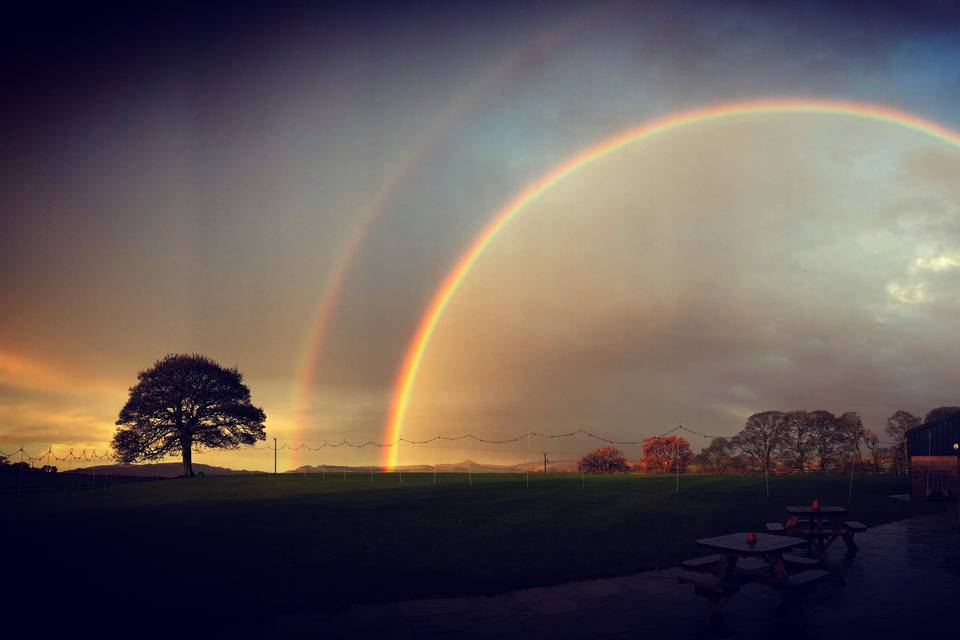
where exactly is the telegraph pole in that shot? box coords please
[274,437,277,476]
[542,452,548,474]
[675,424,681,495]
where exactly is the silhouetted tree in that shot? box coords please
[807,410,838,474]
[923,405,960,425]
[732,411,788,499]
[885,410,919,476]
[778,410,814,474]
[698,437,737,474]
[577,446,630,473]
[113,354,266,477]
[637,435,693,473]
[731,411,788,474]
[835,411,865,470]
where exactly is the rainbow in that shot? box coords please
[291,144,430,467]
[290,2,628,467]
[291,44,538,466]
[383,98,960,468]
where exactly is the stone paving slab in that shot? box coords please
[269,510,960,638]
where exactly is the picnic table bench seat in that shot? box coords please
[787,526,839,537]
[782,553,820,567]
[677,569,745,625]
[675,570,742,594]
[681,554,722,571]
[681,555,765,572]
[773,569,831,624]
[682,554,770,573]
[845,520,867,533]
[681,553,820,574]
[768,518,817,532]
[774,569,830,591]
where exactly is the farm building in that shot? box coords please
[907,412,960,499]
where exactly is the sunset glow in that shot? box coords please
[6,4,960,635]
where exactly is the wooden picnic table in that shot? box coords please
[678,532,828,626]
[784,505,862,556]
[697,532,805,582]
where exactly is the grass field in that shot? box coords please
[3,473,944,630]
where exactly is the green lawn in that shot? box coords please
[3,473,942,625]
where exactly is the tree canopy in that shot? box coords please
[637,435,693,473]
[577,446,630,473]
[923,405,960,425]
[885,410,919,475]
[778,410,814,474]
[731,410,788,472]
[835,411,865,469]
[697,437,740,474]
[113,354,266,477]
[807,410,839,474]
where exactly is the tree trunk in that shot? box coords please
[181,441,195,477]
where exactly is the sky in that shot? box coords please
[2,0,960,471]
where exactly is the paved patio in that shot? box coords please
[270,510,960,638]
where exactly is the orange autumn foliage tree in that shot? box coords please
[577,446,630,473]
[638,435,694,474]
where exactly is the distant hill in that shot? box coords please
[287,459,580,474]
[64,459,583,477]
[67,462,265,478]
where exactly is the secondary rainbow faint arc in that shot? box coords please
[289,1,629,468]
[290,41,549,467]
[383,98,960,468]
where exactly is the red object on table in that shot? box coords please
[811,499,820,511]
[745,532,757,544]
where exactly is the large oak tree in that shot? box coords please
[113,354,266,477]
[732,410,788,473]
[778,410,814,474]
[835,411,865,469]
[807,410,839,474]
[732,410,788,498]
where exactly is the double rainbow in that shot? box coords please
[289,3,627,466]
[382,98,960,468]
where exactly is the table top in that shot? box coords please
[785,505,848,515]
[696,532,806,555]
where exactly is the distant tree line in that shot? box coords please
[575,405,957,475]
[0,455,57,475]
[577,436,695,474]
[701,405,957,476]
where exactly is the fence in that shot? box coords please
[2,423,904,501]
